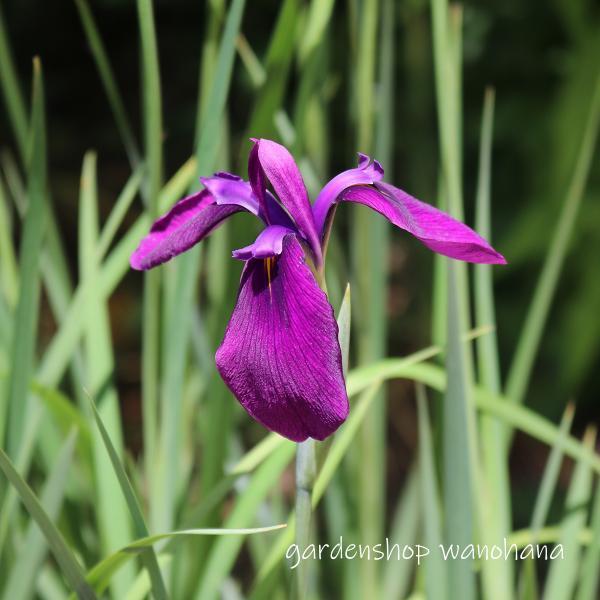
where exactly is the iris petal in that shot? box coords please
[200,171,292,227]
[216,235,348,441]
[250,139,323,265]
[200,172,260,215]
[130,190,242,270]
[313,153,384,236]
[342,183,507,264]
[232,225,295,260]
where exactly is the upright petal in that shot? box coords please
[251,139,323,265]
[313,153,384,236]
[342,183,506,264]
[130,189,242,270]
[216,235,348,441]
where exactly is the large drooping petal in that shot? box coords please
[313,153,384,236]
[232,225,296,260]
[216,235,348,441]
[130,189,242,270]
[250,139,323,266]
[341,183,506,264]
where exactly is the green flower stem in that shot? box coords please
[294,438,317,599]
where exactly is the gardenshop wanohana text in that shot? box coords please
[285,537,564,569]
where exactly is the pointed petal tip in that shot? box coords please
[357,152,370,168]
[129,253,145,271]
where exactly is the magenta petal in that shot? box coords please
[130,190,242,270]
[341,183,506,264]
[252,139,323,265]
[313,153,384,236]
[232,225,295,260]
[200,172,260,215]
[201,170,294,228]
[216,235,348,442]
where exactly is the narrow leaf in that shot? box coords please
[0,445,96,599]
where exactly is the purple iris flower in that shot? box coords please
[131,138,505,442]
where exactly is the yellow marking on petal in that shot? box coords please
[266,257,274,302]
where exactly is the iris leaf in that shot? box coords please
[0,444,95,599]
[5,58,46,456]
[73,0,141,168]
[1,430,77,600]
[506,73,600,410]
[87,394,170,600]
[75,525,286,599]
[79,151,136,596]
[416,383,447,600]
[519,403,575,599]
[544,427,596,600]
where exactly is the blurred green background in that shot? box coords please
[0,0,599,598]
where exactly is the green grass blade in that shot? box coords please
[474,87,502,393]
[32,382,93,460]
[295,437,316,600]
[0,394,45,563]
[245,0,298,139]
[544,427,596,600]
[0,25,80,374]
[430,1,476,595]
[5,58,46,457]
[88,395,169,600]
[530,404,576,533]
[77,525,285,599]
[195,446,295,600]
[519,403,575,599]
[443,264,477,600]
[416,383,448,600]
[506,72,600,408]
[172,2,245,591]
[344,326,491,395]
[74,0,141,167]
[2,430,77,600]
[96,167,144,260]
[36,568,68,600]
[474,86,513,600]
[150,0,245,573]
[195,0,245,175]
[0,175,19,309]
[577,476,600,600]
[235,34,266,88]
[338,284,352,373]
[79,151,136,596]
[352,0,385,596]
[125,556,172,600]
[382,467,420,600]
[0,4,28,159]
[298,0,335,64]
[137,0,162,206]
[194,0,224,124]
[137,0,164,499]
[0,445,96,599]
[36,157,196,390]
[347,358,600,474]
